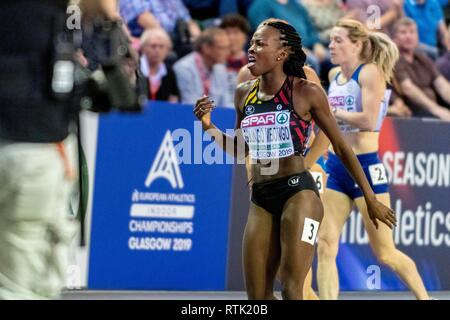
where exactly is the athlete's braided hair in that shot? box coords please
[263,19,307,79]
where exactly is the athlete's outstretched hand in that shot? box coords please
[194,95,215,129]
[366,198,397,229]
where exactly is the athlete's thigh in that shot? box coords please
[319,188,354,243]
[243,203,281,290]
[354,193,396,253]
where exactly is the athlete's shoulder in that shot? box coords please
[359,63,382,77]
[359,63,384,86]
[293,78,326,100]
[328,67,341,83]
[234,78,257,114]
[236,65,255,84]
[236,78,257,97]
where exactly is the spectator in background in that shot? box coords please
[173,27,233,107]
[120,0,201,40]
[404,0,450,59]
[387,95,413,117]
[220,14,251,98]
[120,0,160,37]
[393,18,450,121]
[302,0,350,45]
[147,0,201,41]
[436,51,450,81]
[248,0,327,73]
[302,0,356,83]
[140,29,180,103]
[345,0,403,37]
[387,78,413,117]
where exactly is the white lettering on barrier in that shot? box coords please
[383,151,450,187]
[128,237,192,251]
[128,237,173,251]
[341,200,450,247]
[129,220,194,234]
[130,204,194,219]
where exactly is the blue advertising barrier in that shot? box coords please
[226,117,450,292]
[88,103,450,291]
[88,101,236,290]
[337,117,450,291]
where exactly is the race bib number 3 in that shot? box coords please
[301,217,320,245]
[310,171,324,194]
[241,111,295,160]
[368,163,388,186]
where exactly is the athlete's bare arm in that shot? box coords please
[304,130,329,169]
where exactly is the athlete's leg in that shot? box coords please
[302,162,327,300]
[355,194,429,300]
[316,189,353,300]
[303,268,319,300]
[278,190,323,300]
[242,203,281,300]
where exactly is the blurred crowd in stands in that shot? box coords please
[114,0,450,121]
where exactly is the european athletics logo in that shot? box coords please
[145,130,184,189]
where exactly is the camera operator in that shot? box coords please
[0,0,122,300]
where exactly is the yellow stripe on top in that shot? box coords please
[244,87,257,106]
[244,79,260,106]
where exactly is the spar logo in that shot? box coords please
[241,112,276,128]
[145,130,184,189]
[276,112,288,124]
[329,96,345,107]
[345,95,355,105]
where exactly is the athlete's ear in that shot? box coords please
[277,48,289,61]
[355,39,363,52]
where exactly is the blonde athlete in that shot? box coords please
[315,19,429,300]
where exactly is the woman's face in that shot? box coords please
[225,27,248,56]
[142,35,170,66]
[247,25,286,76]
[329,27,360,65]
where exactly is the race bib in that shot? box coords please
[301,217,320,245]
[241,111,294,160]
[310,171,324,194]
[368,163,388,186]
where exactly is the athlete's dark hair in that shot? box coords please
[262,19,307,79]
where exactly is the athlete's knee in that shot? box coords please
[280,278,303,300]
[374,248,397,267]
[317,233,339,260]
[278,264,306,300]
